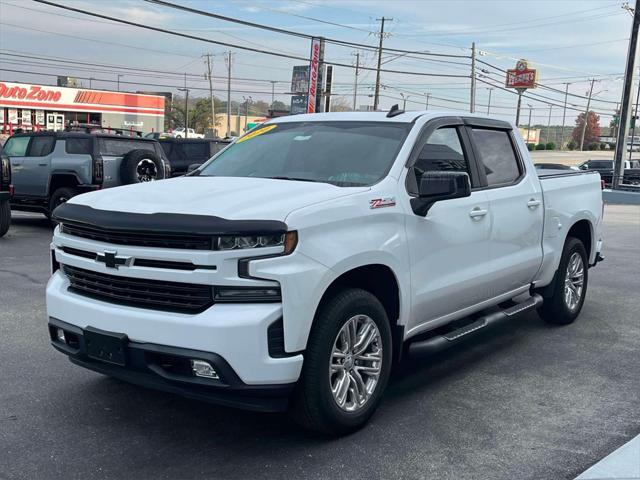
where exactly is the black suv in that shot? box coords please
[4,132,170,219]
[0,143,11,237]
[158,138,231,176]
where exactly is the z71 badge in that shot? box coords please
[369,197,396,209]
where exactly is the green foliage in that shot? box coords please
[535,143,546,150]
[567,141,577,150]
[545,142,556,151]
[599,143,607,150]
[587,142,600,151]
[526,143,536,151]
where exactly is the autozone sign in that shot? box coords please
[505,59,538,89]
[307,38,321,113]
[0,83,62,102]
[0,81,165,116]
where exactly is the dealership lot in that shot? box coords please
[1,205,639,480]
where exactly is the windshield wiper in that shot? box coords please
[265,176,320,183]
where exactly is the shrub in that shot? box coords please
[526,143,536,151]
[587,142,599,151]
[535,143,546,150]
[567,141,576,150]
[599,143,607,150]
[545,142,556,151]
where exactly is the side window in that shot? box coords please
[3,136,30,157]
[471,128,521,186]
[415,127,468,174]
[65,138,93,155]
[28,136,55,156]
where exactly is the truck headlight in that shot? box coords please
[217,231,297,254]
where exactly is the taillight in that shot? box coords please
[601,179,605,190]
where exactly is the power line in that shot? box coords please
[29,1,470,79]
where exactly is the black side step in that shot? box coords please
[408,294,543,358]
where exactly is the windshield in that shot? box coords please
[197,121,411,187]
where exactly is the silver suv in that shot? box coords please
[4,132,169,219]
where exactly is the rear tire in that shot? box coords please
[290,288,392,435]
[0,201,11,237]
[538,237,588,325]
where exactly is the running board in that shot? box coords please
[408,294,543,358]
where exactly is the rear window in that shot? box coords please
[3,136,30,157]
[589,161,613,169]
[65,138,93,155]
[99,138,155,156]
[471,128,521,186]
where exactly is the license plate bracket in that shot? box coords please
[84,327,128,366]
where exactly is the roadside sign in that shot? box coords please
[506,59,538,89]
[307,37,321,113]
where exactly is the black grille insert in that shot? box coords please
[63,265,213,313]
[61,223,213,250]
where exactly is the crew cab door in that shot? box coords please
[404,121,492,332]
[466,123,544,294]
[5,135,54,197]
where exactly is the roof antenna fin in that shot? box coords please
[386,104,404,118]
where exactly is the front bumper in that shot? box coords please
[46,271,303,387]
[49,318,295,412]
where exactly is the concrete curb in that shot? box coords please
[603,190,640,205]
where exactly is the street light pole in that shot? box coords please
[425,93,431,110]
[117,74,123,92]
[560,82,570,150]
[487,88,493,115]
[400,93,409,110]
[547,105,552,146]
[353,52,360,111]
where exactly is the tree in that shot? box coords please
[270,100,288,111]
[329,96,352,112]
[571,111,601,150]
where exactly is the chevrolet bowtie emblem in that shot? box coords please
[95,250,132,269]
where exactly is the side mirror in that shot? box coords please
[411,171,471,216]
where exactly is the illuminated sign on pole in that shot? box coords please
[307,37,321,113]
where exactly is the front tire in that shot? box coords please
[538,237,588,325]
[49,187,78,227]
[0,201,11,237]
[291,288,392,435]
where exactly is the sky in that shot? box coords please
[0,0,634,127]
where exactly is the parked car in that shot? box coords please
[159,137,232,176]
[4,132,169,219]
[578,159,640,185]
[534,163,575,171]
[0,144,11,237]
[170,127,204,139]
[144,132,170,140]
[47,111,604,435]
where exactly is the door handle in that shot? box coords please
[469,207,488,219]
[38,163,48,166]
[527,198,541,208]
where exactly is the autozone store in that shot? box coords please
[0,81,165,134]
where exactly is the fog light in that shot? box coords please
[190,359,219,379]
[56,328,66,343]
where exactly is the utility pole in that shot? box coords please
[579,78,596,151]
[226,51,232,138]
[629,66,640,161]
[515,90,523,126]
[560,82,570,150]
[269,81,277,107]
[178,81,189,138]
[546,105,552,145]
[373,17,391,111]
[486,88,493,115]
[614,2,640,188]
[117,74,123,92]
[203,53,216,138]
[425,93,431,110]
[353,52,360,111]
[470,42,476,113]
[527,104,533,144]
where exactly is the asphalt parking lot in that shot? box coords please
[1,205,639,480]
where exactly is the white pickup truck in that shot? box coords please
[47,110,604,435]
[170,127,204,139]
